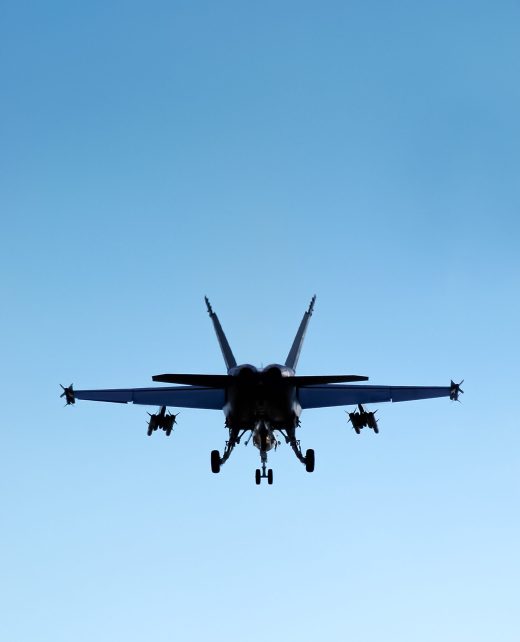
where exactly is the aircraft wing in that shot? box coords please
[72,385,225,410]
[298,383,455,409]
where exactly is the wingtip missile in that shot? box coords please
[60,384,75,405]
[450,380,464,401]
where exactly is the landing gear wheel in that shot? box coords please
[267,469,273,485]
[354,427,361,435]
[255,469,261,485]
[165,428,172,437]
[305,448,315,473]
[373,426,379,434]
[211,450,221,474]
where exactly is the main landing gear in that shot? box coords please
[210,427,243,475]
[305,448,315,473]
[211,449,221,473]
[279,426,315,474]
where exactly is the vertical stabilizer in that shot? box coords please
[285,296,316,371]
[205,297,237,370]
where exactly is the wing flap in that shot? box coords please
[73,386,225,409]
[298,384,452,409]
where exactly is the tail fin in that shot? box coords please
[285,296,316,371]
[205,297,237,370]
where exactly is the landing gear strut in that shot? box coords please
[282,427,315,473]
[305,448,315,473]
[255,450,273,485]
[210,427,244,474]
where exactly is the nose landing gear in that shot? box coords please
[255,451,273,485]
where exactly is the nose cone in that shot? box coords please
[253,430,276,452]
[253,420,277,451]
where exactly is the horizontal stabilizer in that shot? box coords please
[153,373,231,386]
[153,373,368,387]
[292,375,368,385]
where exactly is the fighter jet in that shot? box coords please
[61,297,463,485]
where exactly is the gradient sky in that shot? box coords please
[1,2,519,641]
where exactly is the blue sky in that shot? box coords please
[1,1,519,641]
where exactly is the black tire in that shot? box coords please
[267,469,273,485]
[354,426,361,435]
[373,426,379,434]
[305,448,315,473]
[255,469,261,485]
[211,450,221,474]
[166,428,172,437]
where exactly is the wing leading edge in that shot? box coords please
[73,385,225,410]
[70,381,457,410]
[299,383,456,409]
